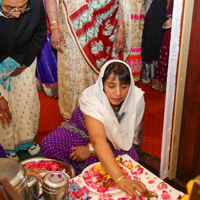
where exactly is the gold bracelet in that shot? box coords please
[50,26,60,30]
[117,25,125,29]
[50,20,58,25]
[0,95,2,99]
[116,175,126,186]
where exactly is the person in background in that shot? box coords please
[36,0,58,99]
[151,0,174,92]
[126,0,145,82]
[140,0,167,83]
[45,0,132,121]
[41,60,146,199]
[0,0,47,161]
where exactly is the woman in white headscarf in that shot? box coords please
[41,59,146,198]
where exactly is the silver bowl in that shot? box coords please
[20,157,76,178]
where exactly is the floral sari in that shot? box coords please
[57,0,131,120]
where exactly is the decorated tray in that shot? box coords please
[81,162,132,194]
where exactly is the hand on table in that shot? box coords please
[25,168,48,179]
[51,28,66,53]
[0,96,12,127]
[117,177,147,199]
[69,146,92,162]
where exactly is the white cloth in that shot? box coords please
[79,59,145,151]
[0,59,40,152]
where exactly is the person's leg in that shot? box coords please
[41,127,90,175]
[0,59,40,159]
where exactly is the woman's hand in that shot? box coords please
[25,168,48,179]
[117,177,147,199]
[0,96,12,127]
[51,28,67,53]
[114,27,125,53]
[69,146,92,162]
[10,65,27,77]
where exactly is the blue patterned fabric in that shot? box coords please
[0,0,2,12]
[0,57,20,91]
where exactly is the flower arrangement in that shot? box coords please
[23,160,71,177]
[82,156,132,193]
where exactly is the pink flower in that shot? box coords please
[89,182,97,189]
[140,14,145,19]
[51,163,59,171]
[97,185,106,193]
[134,14,139,20]
[108,185,117,191]
[82,186,90,195]
[137,168,144,175]
[131,14,134,20]
[75,189,84,198]
[84,177,92,184]
[157,182,168,190]
[148,180,155,184]
[69,179,74,185]
[68,191,78,200]
[161,191,171,199]
[83,171,90,179]
[77,179,82,186]
[96,173,103,180]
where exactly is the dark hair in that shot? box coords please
[102,62,131,85]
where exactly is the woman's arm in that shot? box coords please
[114,3,125,53]
[84,114,147,199]
[45,0,66,52]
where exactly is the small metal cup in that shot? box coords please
[27,175,40,200]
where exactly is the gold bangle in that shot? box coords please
[117,25,125,29]
[50,26,60,30]
[50,20,58,25]
[0,95,2,99]
[116,175,126,186]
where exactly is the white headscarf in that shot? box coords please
[79,59,145,151]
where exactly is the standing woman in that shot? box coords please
[0,0,47,160]
[151,0,174,92]
[45,0,132,120]
[36,0,58,98]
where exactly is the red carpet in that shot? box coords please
[36,82,165,159]
[135,82,165,159]
[35,91,63,143]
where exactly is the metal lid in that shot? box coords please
[0,158,27,189]
[42,171,69,191]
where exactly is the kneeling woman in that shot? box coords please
[41,60,146,198]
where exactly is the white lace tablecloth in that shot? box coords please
[72,154,184,200]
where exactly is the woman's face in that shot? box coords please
[104,72,129,111]
[1,0,28,18]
